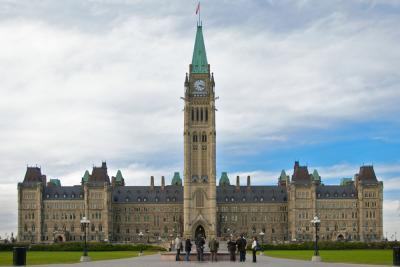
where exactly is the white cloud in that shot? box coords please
[0,1,399,238]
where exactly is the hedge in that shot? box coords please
[0,242,166,252]
[257,241,400,250]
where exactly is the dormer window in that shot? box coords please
[167,197,170,202]
[55,194,59,198]
[254,197,258,202]
[172,197,176,202]
[231,197,235,202]
[326,193,330,197]
[63,194,67,198]
[46,194,50,199]
[342,193,347,197]
[137,197,141,202]
[143,197,147,202]
[225,197,229,202]
[125,197,129,202]
[334,193,338,197]
[72,194,75,198]
[155,197,159,202]
[242,197,246,202]
[260,197,264,202]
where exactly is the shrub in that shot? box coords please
[0,242,166,252]
[258,241,400,251]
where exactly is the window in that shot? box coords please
[91,224,95,232]
[202,134,207,142]
[196,190,204,207]
[205,108,208,121]
[193,134,198,142]
[196,108,199,121]
[191,108,194,121]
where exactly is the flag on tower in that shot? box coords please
[196,2,200,15]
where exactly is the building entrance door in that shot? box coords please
[195,225,206,239]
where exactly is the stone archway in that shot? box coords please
[55,235,64,242]
[337,234,345,241]
[195,225,206,239]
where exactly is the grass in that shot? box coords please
[264,249,393,265]
[0,250,157,266]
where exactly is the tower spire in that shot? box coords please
[191,25,208,73]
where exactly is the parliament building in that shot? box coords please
[17,24,383,244]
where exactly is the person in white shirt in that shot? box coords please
[175,235,183,261]
[251,236,259,263]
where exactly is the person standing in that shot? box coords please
[185,238,192,261]
[174,235,182,261]
[251,236,259,263]
[195,234,205,261]
[237,234,247,262]
[227,236,237,262]
[208,237,219,262]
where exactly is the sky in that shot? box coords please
[0,0,399,240]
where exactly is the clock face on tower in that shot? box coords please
[193,80,206,93]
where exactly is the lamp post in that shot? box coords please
[138,231,144,256]
[310,216,321,262]
[259,231,265,255]
[80,217,91,262]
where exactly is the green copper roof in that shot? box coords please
[115,170,124,181]
[279,170,288,181]
[49,178,61,187]
[191,25,208,73]
[219,172,230,186]
[340,177,353,186]
[82,170,90,183]
[312,169,321,181]
[171,172,182,186]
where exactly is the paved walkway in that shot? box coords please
[16,253,389,267]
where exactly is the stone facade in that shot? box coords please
[17,25,383,244]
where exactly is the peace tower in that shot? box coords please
[183,24,217,239]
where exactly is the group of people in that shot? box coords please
[173,234,260,263]
[228,235,260,262]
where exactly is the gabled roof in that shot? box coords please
[171,172,182,186]
[219,172,230,186]
[357,165,378,184]
[112,185,183,203]
[191,25,208,73]
[292,161,311,185]
[89,162,110,185]
[217,185,287,203]
[48,179,61,187]
[316,185,357,199]
[312,169,321,181]
[43,185,83,200]
[23,167,46,184]
[82,170,90,183]
[115,170,124,182]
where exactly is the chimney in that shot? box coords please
[150,176,154,189]
[161,176,165,190]
[236,176,240,191]
[247,175,251,187]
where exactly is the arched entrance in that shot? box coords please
[195,225,206,239]
[55,235,63,242]
[337,234,344,241]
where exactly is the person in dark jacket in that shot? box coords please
[195,234,205,261]
[185,238,192,261]
[236,234,247,262]
[227,237,237,262]
[208,237,219,262]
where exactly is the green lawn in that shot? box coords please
[264,249,392,265]
[0,251,157,266]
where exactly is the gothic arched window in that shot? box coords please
[196,190,204,207]
[193,134,198,142]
